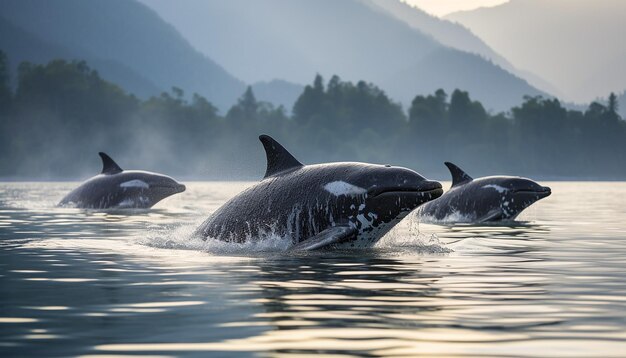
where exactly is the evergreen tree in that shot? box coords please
[448,89,487,134]
[608,92,618,115]
[409,89,447,133]
[226,86,259,128]
[293,74,328,126]
[605,92,621,122]
[0,50,11,112]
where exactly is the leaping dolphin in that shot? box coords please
[58,152,186,209]
[194,135,443,250]
[418,162,551,223]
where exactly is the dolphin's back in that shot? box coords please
[59,175,117,208]
[196,171,341,243]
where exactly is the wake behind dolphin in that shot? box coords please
[418,162,551,223]
[59,152,185,209]
[194,135,443,250]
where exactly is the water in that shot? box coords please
[1,182,626,357]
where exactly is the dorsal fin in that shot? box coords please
[445,161,473,187]
[259,135,303,178]
[99,152,123,175]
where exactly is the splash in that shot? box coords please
[376,214,452,254]
[417,207,474,224]
[141,217,452,256]
[141,207,453,255]
[140,222,293,255]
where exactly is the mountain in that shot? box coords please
[368,0,559,96]
[0,0,245,111]
[140,0,544,111]
[140,0,439,85]
[368,0,507,65]
[0,16,161,98]
[447,0,626,103]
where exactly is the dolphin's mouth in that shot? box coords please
[513,186,551,198]
[368,182,443,198]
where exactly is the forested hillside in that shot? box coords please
[0,0,245,111]
[1,55,624,180]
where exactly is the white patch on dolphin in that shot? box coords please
[323,181,367,196]
[120,180,149,189]
[482,184,508,193]
[356,213,374,230]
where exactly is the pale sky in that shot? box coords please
[402,0,509,17]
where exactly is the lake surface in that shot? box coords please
[1,181,625,357]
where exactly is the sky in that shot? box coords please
[402,0,509,17]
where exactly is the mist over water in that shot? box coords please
[2,181,626,357]
[3,1,625,181]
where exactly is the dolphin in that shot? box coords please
[418,162,551,223]
[194,135,443,250]
[58,152,186,209]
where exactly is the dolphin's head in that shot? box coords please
[363,165,443,223]
[319,163,443,244]
[476,176,551,220]
[114,171,186,208]
[352,164,442,207]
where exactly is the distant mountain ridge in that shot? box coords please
[141,0,545,111]
[368,0,560,96]
[446,0,626,103]
[0,15,161,98]
[0,0,246,111]
[368,0,508,65]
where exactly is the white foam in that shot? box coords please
[141,223,292,256]
[482,184,508,193]
[417,208,474,224]
[376,215,452,254]
[115,196,149,208]
[323,181,367,196]
[120,180,149,189]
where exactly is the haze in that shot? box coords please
[447,0,626,102]
[402,0,509,16]
[0,0,625,180]
[141,0,625,105]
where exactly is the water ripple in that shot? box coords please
[1,182,626,356]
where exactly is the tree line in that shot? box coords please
[0,52,624,180]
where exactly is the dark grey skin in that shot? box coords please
[58,152,186,209]
[194,135,443,250]
[418,162,551,223]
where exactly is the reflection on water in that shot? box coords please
[1,182,626,357]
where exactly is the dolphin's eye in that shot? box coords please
[385,164,391,168]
